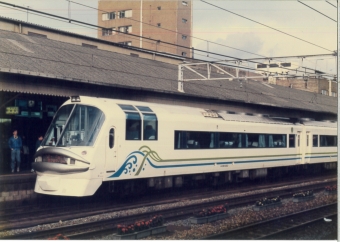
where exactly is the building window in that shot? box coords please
[331,91,336,97]
[182,52,187,57]
[182,18,187,23]
[117,10,132,18]
[157,23,161,27]
[118,41,132,46]
[102,12,116,20]
[102,28,115,36]
[119,10,125,18]
[118,26,132,33]
[109,12,116,20]
[157,6,161,10]
[182,1,188,6]
[321,89,328,95]
[182,35,187,40]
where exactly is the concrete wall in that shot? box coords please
[0,174,36,207]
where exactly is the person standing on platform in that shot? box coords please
[8,130,22,173]
[33,135,43,172]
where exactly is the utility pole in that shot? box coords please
[26,6,29,22]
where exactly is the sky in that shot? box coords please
[0,0,337,76]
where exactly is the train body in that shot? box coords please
[33,96,337,196]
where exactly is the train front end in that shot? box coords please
[33,96,105,196]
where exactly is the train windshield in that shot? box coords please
[42,104,105,147]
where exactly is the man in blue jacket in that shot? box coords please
[8,130,22,173]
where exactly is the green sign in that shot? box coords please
[6,107,19,115]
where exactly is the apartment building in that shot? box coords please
[98,0,192,57]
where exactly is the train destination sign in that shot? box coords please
[6,106,19,115]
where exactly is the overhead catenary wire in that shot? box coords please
[200,0,335,53]
[0,2,335,78]
[68,0,336,74]
[325,1,337,8]
[297,1,337,22]
[68,0,267,59]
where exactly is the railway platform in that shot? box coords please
[0,172,37,208]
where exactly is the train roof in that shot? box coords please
[75,96,336,128]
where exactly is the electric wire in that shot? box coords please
[325,1,337,8]
[69,0,335,74]
[0,3,335,78]
[200,0,335,53]
[297,1,337,22]
[69,0,267,59]
[2,0,334,77]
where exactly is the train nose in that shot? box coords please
[37,176,60,191]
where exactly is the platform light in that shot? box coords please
[71,96,81,102]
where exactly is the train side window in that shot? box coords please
[136,106,153,112]
[143,113,157,140]
[313,135,318,147]
[289,134,295,148]
[297,134,300,147]
[320,135,337,147]
[272,134,286,147]
[125,112,141,140]
[118,104,137,111]
[306,134,309,146]
[174,131,214,149]
[109,128,114,148]
[175,131,187,149]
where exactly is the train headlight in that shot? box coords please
[71,96,81,102]
[36,156,42,162]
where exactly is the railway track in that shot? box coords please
[203,203,337,240]
[1,181,336,240]
[0,174,336,232]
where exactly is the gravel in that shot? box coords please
[141,192,337,240]
[0,177,336,239]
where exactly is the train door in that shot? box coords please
[105,127,117,172]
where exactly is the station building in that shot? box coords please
[0,16,337,173]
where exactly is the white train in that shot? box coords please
[33,96,337,196]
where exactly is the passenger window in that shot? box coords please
[306,134,309,146]
[320,135,337,147]
[143,113,157,140]
[313,135,318,147]
[297,134,300,147]
[289,134,295,147]
[109,128,114,148]
[125,112,141,140]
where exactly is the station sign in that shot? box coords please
[6,106,19,115]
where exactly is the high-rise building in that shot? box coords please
[98,0,192,57]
